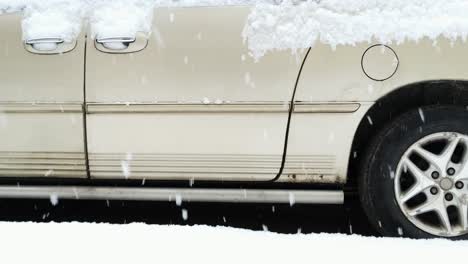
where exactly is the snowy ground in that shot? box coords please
[0,199,466,264]
[1,222,467,264]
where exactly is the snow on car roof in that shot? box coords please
[2,0,468,59]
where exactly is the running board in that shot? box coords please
[0,186,344,204]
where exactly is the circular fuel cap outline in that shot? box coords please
[361,44,400,82]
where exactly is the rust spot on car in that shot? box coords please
[281,174,345,184]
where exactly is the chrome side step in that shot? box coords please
[0,186,344,204]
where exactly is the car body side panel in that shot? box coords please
[87,112,290,181]
[0,14,84,102]
[296,40,468,102]
[289,39,468,184]
[86,6,305,181]
[284,104,371,184]
[0,13,86,178]
[86,7,303,103]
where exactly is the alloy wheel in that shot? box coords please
[395,132,468,237]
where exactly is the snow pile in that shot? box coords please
[88,0,155,39]
[153,0,256,6]
[0,0,257,40]
[0,222,467,264]
[21,0,85,42]
[0,0,155,41]
[244,0,468,58]
[3,0,468,58]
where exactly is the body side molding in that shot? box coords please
[86,102,360,114]
[0,103,82,113]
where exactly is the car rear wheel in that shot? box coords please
[359,105,468,239]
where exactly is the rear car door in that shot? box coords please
[86,4,306,182]
[0,13,86,178]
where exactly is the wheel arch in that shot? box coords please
[346,80,468,191]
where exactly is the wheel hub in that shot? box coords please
[440,178,454,191]
[395,132,468,237]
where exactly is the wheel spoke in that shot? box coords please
[408,193,439,217]
[403,159,434,186]
[413,135,461,173]
[454,148,468,181]
[441,135,461,165]
[437,207,453,234]
[411,194,453,234]
[459,198,468,231]
[400,181,432,203]
[413,145,440,168]
[404,159,429,181]
[455,171,468,182]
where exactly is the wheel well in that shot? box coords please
[346,80,468,192]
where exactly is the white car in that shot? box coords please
[1,4,468,239]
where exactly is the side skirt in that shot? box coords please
[0,186,344,204]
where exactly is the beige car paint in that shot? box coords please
[1,6,468,184]
[0,13,86,178]
[296,39,468,103]
[287,39,468,183]
[85,6,305,181]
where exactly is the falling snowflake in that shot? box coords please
[175,194,183,206]
[366,115,373,126]
[397,227,404,236]
[418,108,425,123]
[121,160,131,179]
[182,209,188,221]
[289,192,295,206]
[49,194,59,206]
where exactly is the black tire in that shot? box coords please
[359,105,468,239]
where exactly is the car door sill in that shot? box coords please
[0,186,344,204]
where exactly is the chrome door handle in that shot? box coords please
[95,32,148,54]
[96,37,135,50]
[24,37,76,54]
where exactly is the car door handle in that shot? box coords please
[24,37,77,54]
[96,37,135,49]
[95,32,148,54]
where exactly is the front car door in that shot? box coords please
[0,12,86,178]
[85,4,306,182]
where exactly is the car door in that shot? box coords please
[85,4,306,182]
[0,13,86,178]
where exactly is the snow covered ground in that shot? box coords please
[0,222,466,264]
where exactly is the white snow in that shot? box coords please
[288,192,295,206]
[418,108,426,123]
[120,160,131,179]
[0,222,466,264]
[367,115,373,126]
[202,97,211,104]
[49,193,59,206]
[3,0,468,59]
[243,0,468,58]
[44,169,53,177]
[88,0,155,40]
[397,227,404,236]
[175,193,183,206]
[21,0,85,42]
[181,209,188,220]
